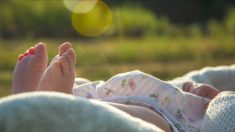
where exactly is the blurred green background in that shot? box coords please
[0,0,235,97]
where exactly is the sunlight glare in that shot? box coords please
[63,0,98,13]
[71,0,112,37]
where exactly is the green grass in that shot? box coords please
[1,35,235,97]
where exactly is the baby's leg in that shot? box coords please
[12,43,48,94]
[109,103,172,132]
[37,44,76,94]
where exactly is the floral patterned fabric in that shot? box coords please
[73,70,209,132]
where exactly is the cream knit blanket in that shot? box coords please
[0,92,163,132]
[169,64,235,91]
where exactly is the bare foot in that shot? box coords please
[37,43,76,94]
[12,43,48,94]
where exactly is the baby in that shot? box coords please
[12,42,220,132]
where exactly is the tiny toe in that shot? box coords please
[59,56,69,75]
[35,42,44,47]
[23,51,29,56]
[18,54,24,61]
[59,42,72,56]
[28,47,35,55]
[63,52,73,68]
[67,48,76,64]
[35,43,47,57]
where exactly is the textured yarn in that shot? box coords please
[202,91,235,132]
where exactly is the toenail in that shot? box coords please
[35,42,44,47]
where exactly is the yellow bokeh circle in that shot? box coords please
[63,0,98,13]
[71,1,112,37]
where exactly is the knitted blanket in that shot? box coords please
[0,92,163,132]
[169,64,235,91]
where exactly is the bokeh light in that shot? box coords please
[71,0,112,37]
[63,0,98,13]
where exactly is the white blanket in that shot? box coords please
[0,92,163,132]
[169,64,235,91]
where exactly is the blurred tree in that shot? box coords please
[105,0,235,24]
[0,0,235,39]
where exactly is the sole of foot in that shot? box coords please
[12,43,48,94]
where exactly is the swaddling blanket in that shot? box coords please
[73,70,209,132]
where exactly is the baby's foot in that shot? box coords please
[12,43,48,94]
[37,44,76,94]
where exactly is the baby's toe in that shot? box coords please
[67,48,76,64]
[18,54,24,61]
[35,43,46,57]
[59,56,69,75]
[59,42,72,56]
